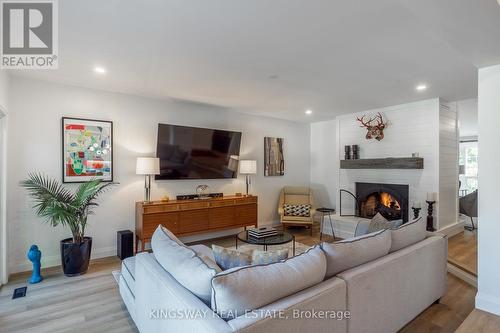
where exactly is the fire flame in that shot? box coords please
[380,192,400,210]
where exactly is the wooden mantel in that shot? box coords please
[340,157,424,170]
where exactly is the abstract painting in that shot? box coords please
[264,137,284,176]
[62,117,113,183]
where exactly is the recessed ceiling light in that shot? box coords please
[416,84,427,91]
[305,109,313,115]
[94,66,107,74]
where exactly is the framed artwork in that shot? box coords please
[62,117,113,183]
[264,137,284,176]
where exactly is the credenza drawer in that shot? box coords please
[143,204,178,214]
[179,201,210,210]
[210,199,236,207]
[236,196,258,204]
[143,212,179,235]
[178,210,210,234]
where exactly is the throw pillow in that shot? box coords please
[367,212,392,233]
[251,249,289,265]
[283,203,311,217]
[211,246,326,320]
[389,217,426,253]
[151,226,221,304]
[212,245,253,270]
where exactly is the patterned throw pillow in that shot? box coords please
[367,212,392,233]
[283,203,311,217]
[212,245,253,270]
[252,249,289,265]
[212,245,290,270]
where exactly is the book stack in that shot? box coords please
[248,226,278,238]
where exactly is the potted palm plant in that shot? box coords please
[21,173,116,276]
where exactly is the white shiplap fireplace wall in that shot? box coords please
[330,98,460,237]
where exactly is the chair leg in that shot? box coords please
[464,216,476,231]
[310,225,313,236]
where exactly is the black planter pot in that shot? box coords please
[60,237,92,277]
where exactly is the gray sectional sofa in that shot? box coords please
[118,217,447,333]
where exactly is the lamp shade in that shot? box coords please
[239,160,257,174]
[136,157,160,175]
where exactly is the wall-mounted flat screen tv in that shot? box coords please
[155,124,242,180]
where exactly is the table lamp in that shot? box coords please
[136,157,160,203]
[239,160,257,196]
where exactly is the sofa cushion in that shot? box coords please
[283,203,311,217]
[389,217,426,253]
[151,226,221,304]
[121,256,136,297]
[211,246,326,320]
[367,213,392,233]
[321,229,392,278]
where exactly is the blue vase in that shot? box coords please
[27,245,43,284]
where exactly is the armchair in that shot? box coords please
[278,186,316,235]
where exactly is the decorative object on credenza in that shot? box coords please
[344,145,351,160]
[411,201,422,219]
[21,173,116,276]
[239,160,257,196]
[27,245,42,284]
[160,195,170,202]
[196,184,210,199]
[351,145,359,159]
[136,157,160,203]
[426,192,437,232]
[412,152,420,158]
[62,117,113,183]
[264,137,284,176]
[356,112,387,141]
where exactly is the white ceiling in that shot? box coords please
[10,0,500,122]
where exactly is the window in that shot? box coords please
[459,141,478,194]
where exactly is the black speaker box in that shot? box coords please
[117,230,134,260]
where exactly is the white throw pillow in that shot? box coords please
[211,246,326,320]
[389,217,426,252]
[151,226,221,304]
[321,228,392,278]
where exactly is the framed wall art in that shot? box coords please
[264,137,284,176]
[62,117,113,183]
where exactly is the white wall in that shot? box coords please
[438,102,459,232]
[7,76,311,273]
[457,98,478,138]
[0,70,9,285]
[476,64,500,316]
[310,120,337,209]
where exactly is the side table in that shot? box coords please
[317,208,336,240]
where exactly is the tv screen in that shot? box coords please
[155,124,242,180]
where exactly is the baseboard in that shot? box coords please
[438,220,465,237]
[447,263,477,287]
[476,292,500,316]
[10,246,116,275]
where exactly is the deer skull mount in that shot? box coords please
[356,112,388,141]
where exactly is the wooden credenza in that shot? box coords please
[135,195,258,252]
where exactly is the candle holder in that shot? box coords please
[411,207,421,219]
[426,201,436,232]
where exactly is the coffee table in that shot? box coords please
[236,230,295,256]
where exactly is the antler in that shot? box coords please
[356,115,375,128]
[375,112,384,126]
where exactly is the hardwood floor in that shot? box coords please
[448,229,477,276]
[456,310,500,333]
[0,223,477,333]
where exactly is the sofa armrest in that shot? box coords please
[227,277,347,333]
[135,253,232,333]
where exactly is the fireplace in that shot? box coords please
[356,182,409,222]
